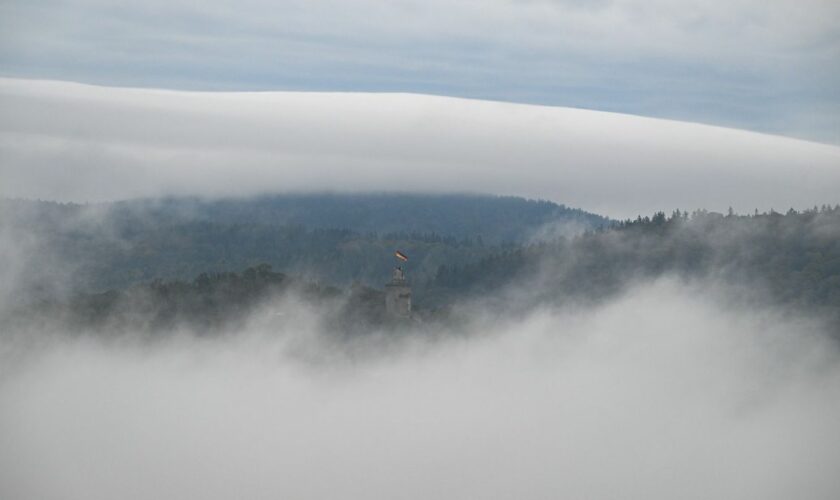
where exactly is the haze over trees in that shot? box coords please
[432,206,840,332]
[0,193,607,299]
[4,195,838,336]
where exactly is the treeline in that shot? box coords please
[4,206,839,335]
[6,264,398,334]
[5,261,463,336]
[0,194,606,297]
[431,206,840,331]
[112,192,609,243]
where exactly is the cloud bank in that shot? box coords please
[2,279,839,499]
[2,78,839,218]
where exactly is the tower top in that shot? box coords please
[390,266,407,284]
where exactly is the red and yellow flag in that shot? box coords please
[395,250,409,262]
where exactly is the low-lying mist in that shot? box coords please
[2,278,839,500]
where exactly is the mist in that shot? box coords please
[3,2,839,496]
[2,278,840,500]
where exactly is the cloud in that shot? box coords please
[0,0,838,142]
[2,279,839,499]
[2,78,839,218]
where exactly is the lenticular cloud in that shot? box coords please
[1,78,839,218]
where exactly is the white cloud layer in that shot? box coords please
[2,280,839,499]
[1,0,838,142]
[2,78,839,218]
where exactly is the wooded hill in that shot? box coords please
[3,202,839,336]
[430,206,840,333]
[0,193,608,300]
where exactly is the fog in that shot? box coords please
[2,78,840,218]
[2,279,840,499]
[2,74,840,498]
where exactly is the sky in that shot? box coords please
[1,0,839,144]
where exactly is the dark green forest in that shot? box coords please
[105,192,608,243]
[431,206,840,331]
[2,195,839,335]
[0,193,607,298]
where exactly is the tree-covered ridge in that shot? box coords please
[5,263,428,335]
[431,206,840,332]
[4,206,839,335]
[6,264,333,333]
[109,193,610,244]
[0,194,606,297]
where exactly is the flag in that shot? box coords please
[395,250,409,262]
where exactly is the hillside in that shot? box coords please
[5,205,839,336]
[0,194,606,302]
[431,206,840,333]
[105,193,606,243]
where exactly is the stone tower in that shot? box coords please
[385,266,412,318]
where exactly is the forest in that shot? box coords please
[3,198,839,336]
[0,193,607,298]
[432,206,840,332]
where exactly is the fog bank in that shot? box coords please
[2,78,839,218]
[2,280,839,500]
